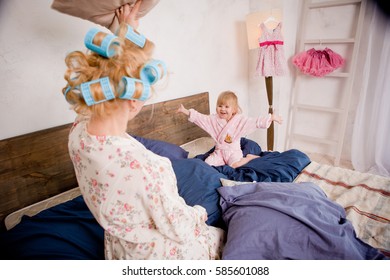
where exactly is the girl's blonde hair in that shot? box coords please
[216,91,242,114]
[63,23,155,117]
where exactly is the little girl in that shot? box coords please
[178,91,283,168]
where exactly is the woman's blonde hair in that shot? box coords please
[63,23,155,117]
[216,91,242,114]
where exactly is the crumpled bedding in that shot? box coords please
[218,182,388,260]
[0,138,311,260]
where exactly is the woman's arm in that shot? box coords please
[115,0,142,29]
[95,146,208,244]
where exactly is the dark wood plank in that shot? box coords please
[0,92,210,231]
[127,92,210,145]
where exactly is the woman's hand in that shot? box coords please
[116,0,142,29]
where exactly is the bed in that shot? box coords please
[0,92,389,260]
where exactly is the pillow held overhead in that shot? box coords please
[51,0,160,32]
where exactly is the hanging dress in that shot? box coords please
[255,22,287,77]
[292,47,345,77]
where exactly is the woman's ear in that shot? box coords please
[127,99,138,111]
[126,99,144,116]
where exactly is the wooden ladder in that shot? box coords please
[286,0,366,166]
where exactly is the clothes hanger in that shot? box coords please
[260,16,280,32]
[318,39,325,50]
[260,11,280,29]
[264,15,278,25]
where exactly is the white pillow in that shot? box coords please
[220,178,256,187]
[51,0,160,32]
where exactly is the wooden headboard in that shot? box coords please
[0,92,210,231]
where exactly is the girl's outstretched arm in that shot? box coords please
[177,104,190,116]
[271,111,283,124]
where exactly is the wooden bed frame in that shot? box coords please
[0,92,210,232]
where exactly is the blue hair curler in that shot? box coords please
[81,77,116,106]
[124,25,146,48]
[119,77,151,101]
[140,60,167,85]
[84,28,120,57]
[64,86,73,104]
[64,86,82,104]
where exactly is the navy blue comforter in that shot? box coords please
[214,149,310,182]
[0,196,104,260]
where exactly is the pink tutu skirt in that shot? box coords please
[293,48,345,77]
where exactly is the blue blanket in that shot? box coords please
[214,149,310,182]
[171,149,310,227]
[0,196,104,260]
[219,182,388,260]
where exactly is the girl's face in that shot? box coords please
[217,102,235,121]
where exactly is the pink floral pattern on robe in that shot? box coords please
[68,118,225,259]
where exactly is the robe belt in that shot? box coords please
[259,40,284,48]
[215,142,241,151]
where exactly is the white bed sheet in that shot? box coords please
[294,161,390,254]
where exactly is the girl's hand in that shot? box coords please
[116,0,142,29]
[177,104,189,116]
[272,112,283,124]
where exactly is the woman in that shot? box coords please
[63,1,224,260]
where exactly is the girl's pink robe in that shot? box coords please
[188,109,272,166]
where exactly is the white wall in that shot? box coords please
[0,0,97,139]
[0,0,249,140]
[0,0,362,163]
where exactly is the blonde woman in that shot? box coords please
[64,2,224,260]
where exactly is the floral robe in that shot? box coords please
[68,117,225,259]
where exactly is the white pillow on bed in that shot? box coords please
[220,178,254,187]
[51,0,160,32]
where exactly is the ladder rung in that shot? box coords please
[296,71,349,78]
[296,104,343,113]
[292,133,339,146]
[308,0,362,9]
[327,72,350,78]
[304,38,355,44]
